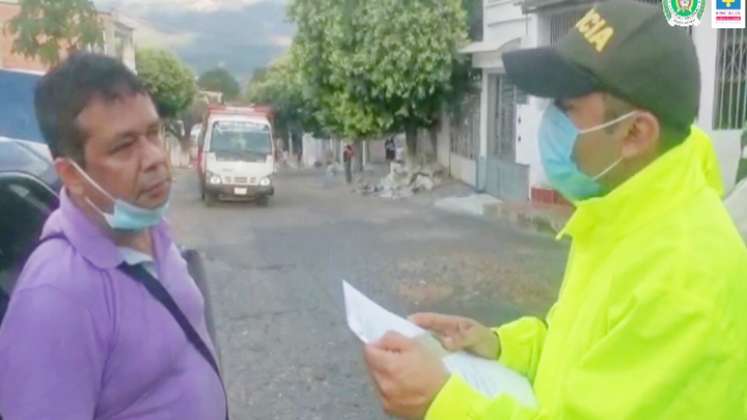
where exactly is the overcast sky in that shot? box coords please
[94,0,293,80]
[96,0,283,14]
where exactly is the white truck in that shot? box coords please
[197,106,276,206]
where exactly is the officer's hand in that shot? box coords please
[363,331,448,419]
[409,312,499,360]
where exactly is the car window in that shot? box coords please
[0,142,49,178]
[210,121,272,155]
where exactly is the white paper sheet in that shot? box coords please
[343,281,537,407]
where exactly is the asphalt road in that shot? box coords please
[168,167,568,420]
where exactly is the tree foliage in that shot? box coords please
[8,0,104,67]
[198,68,241,102]
[135,49,197,120]
[288,0,468,153]
[246,54,324,141]
[180,98,208,143]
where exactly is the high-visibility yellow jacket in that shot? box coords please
[427,128,747,420]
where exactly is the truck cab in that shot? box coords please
[197,106,276,205]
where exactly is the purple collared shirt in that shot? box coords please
[0,191,226,419]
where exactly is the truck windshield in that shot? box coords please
[210,120,272,157]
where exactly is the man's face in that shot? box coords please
[72,93,170,211]
[558,93,627,188]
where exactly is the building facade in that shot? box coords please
[446,0,744,202]
[0,0,136,73]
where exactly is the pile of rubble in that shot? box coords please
[356,161,446,199]
[326,162,343,176]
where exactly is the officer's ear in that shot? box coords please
[621,112,660,161]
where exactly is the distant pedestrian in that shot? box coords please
[385,137,396,162]
[343,144,354,184]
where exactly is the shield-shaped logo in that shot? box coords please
[663,0,706,26]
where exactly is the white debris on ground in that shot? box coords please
[355,161,446,199]
[434,194,501,217]
[326,162,343,176]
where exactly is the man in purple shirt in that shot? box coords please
[0,53,227,419]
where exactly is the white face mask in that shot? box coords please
[69,160,170,231]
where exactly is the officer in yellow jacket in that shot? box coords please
[363,2,747,419]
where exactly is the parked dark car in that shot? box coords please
[0,170,58,320]
[0,137,60,192]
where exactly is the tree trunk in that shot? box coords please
[181,120,196,151]
[353,142,364,173]
[405,124,418,162]
[429,123,439,158]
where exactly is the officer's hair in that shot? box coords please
[34,52,150,166]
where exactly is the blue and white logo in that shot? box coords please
[714,0,746,28]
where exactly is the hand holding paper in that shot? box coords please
[343,281,537,408]
[409,312,501,360]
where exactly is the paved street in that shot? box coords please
[168,167,568,420]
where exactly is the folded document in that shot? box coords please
[343,281,537,408]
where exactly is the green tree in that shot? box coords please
[288,0,468,157]
[246,54,324,144]
[8,0,104,67]
[135,49,197,142]
[174,97,208,150]
[198,68,241,102]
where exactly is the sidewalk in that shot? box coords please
[484,200,573,236]
[434,193,574,236]
[321,164,575,236]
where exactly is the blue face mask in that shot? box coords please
[70,160,170,231]
[538,104,637,202]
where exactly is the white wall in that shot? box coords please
[368,140,387,164]
[302,134,347,167]
[708,130,742,193]
[436,115,451,170]
[516,98,549,188]
[513,13,546,189]
[450,154,477,186]
[477,0,539,194]
[484,0,526,37]
[432,112,479,187]
[691,3,742,193]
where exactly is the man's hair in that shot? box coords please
[34,53,149,165]
[603,94,689,151]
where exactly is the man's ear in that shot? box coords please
[54,158,85,195]
[621,112,660,160]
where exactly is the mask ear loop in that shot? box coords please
[578,110,640,135]
[591,157,623,182]
[68,159,117,203]
[68,159,118,217]
[586,111,639,182]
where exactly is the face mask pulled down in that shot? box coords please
[70,160,170,231]
[538,104,637,202]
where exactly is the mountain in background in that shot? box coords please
[98,0,294,82]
